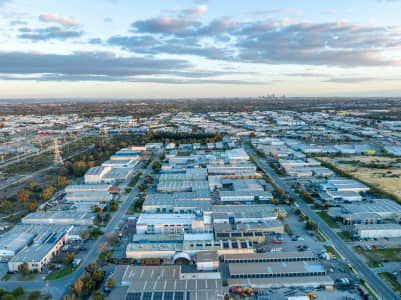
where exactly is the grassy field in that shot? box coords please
[353,247,401,265]
[370,248,401,262]
[337,230,352,242]
[352,246,381,268]
[316,211,338,228]
[45,265,75,281]
[378,272,401,297]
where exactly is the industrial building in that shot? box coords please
[135,214,212,235]
[121,265,225,300]
[223,251,316,263]
[21,211,94,225]
[354,223,401,238]
[7,225,75,272]
[65,191,113,203]
[214,220,284,243]
[212,205,286,223]
[65,184,112,193]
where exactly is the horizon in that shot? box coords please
[1,0,401,98]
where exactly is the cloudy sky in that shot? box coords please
[1,0,401,99]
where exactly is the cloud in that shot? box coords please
[39,13,80,26]
[18,26,83,40]
[111,17,401,67]
[181,5,208,17]
[9,20,27,26]
[0,51,190,77]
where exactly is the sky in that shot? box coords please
[1,0,401,99]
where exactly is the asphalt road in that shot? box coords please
[244,144,400,300]
[0,151,159,299]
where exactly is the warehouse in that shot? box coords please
[84,166,111,184]
[135,214,212,235]
[121,265,225,300]
[228,260,326,278]
[0,232,35,258]
[207,164,257,176]
[65,191,113,203]
[214,220,284,243]
[157,180,209,192]
[321,179,369,193]
[219,190,273,203]
[8,225,72,272]
[341,199,401,222]
[101,167,133,184]
[22,211,94,225]
[109,148,141,161]
[213,205,286,223]
[102,159,139,168]
[324,190,363,203]
[142,194,212,214]
[354,223,401,238]
[65,184,112,193]
[223,251,316,263]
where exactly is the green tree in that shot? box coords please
[41,186,56,201]
[65,253,75,265]
[28,291,41,300]
[1,295,15,300]
[72,161,88,177]
[57,176,69,187]
[80,230,89,240]
[27,202,38,213]
[106,277,116,288]
[12,287,24,297]
[83,279,96,292]
[93,269,104,282]
[16,190,31,202]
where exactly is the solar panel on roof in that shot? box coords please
[241,242,248,248]
[125,293,141,300]
[165,292,174,300]
[153,292,163,300]
[143,292,152,300]
[223,242,229,249]
[232,242,238,249]
[174,292,184,300]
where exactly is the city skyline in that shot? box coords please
[1,0,401,98]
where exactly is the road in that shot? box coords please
[0,150,160,299]
[244,143,400,300]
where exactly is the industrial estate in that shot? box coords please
[0,103,401,300]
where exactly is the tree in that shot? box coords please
[83,279,96,292]
[80,230,89,240]
[85,263,96,274]
[72,161,88,177]
[93,269,104,282]
[0,200,11,211]
[65,253,75,265]
[57,176,69,187]
[271,198,279,205]
[1,295,15,300]
[12,287,24,297]
[41,186,56,201]
[18,262,29,276]
[29,182,41,192]
[16,190,30,202]
[28,291,41,300]
[61,295,71,300]
[152,161,161,172]
[70,278,83,298]
[284,224,292,233]
[92,291,105,300]
[106,277,116,288]
[27,202,38,212]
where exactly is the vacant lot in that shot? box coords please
[319,156,401,200]
[353,246,401,267]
